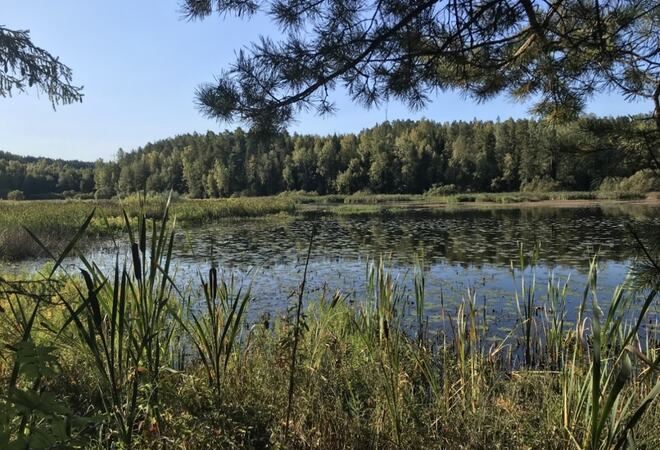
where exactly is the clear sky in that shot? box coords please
[0,0,652,162]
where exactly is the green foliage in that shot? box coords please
[0,151,94,199]
[1,201,659,448]
[6,190,24,201]
[424,183,457,196]
[174,269,251,395]
[183,0,660,132]
[23,195,180,447]
[0,273,92,448]
[599,169,660,193]
[93,186,114,199]
[0,26,82,106]
[2,116,657,199]
[104,117,655,197]
[520,177,563,192]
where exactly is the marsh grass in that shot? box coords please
[344,193,416,204]
[0,197,658,448]
[33,194,180,446]
[174,267,252,396]
[0,196,296,260]
[0,191,650,260]
[339,191,645,204]
[426,191,645,203]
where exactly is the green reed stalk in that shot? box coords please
[414,254,426,343]
[33,194,178,447]
[284,226,315,442]
[174,270,251,395]
[561,254,660,449]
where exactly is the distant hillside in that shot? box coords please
[0,150,95,199]
[95,115,658,198]
[2,115,658,199]
[0,151,94,169]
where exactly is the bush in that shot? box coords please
[452,194,477,202]
[599,169,660,193]
[520,177,562,192]
[424,183,458,196]
[75,192,96,200]
[94,187,115,199]
[61,190,78,199]
[6,190,25,201]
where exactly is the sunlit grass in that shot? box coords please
[0,195,296,259]
[0,190,651,260]
[0,199,658,448]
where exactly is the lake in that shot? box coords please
[5,203,660,328]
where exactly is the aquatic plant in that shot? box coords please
[0,195,657,448]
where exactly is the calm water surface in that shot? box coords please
[7,204,660,327]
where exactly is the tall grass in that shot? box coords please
[0,196,658,448]
[561,261,660,449]
[284,227,315,442]
[59,196,177,446]
[174,268,251,396]
[0,196,296,260]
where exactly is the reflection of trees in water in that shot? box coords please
[179,206,659,271]
[326,206,659,268]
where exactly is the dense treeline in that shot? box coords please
[0,151,94,198]
[2,116,658,199]
[99,116,656,198]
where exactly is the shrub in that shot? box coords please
[94,187,115,199]
[444,193,477,202]
[424,183,458,196]
[61,190,78,199]
[520,177,562,192]
[627,172,649,192]
[6,190,25,201]
[599,169,660,193]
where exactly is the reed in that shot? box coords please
[0,197,657,448]
[173,268,251,396]
[0,196,296,260]
[24,194,178,446]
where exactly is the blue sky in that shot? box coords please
[0,0,652,162]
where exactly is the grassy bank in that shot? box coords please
[0,204,658,449]
[0,195,296,260]
[320,190,648,205]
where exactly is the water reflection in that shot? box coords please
[6,205,660,324]
[163,205,659,324]
[180,206,659,271]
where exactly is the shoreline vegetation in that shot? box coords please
[0,200,658,449]
[0,191,658,260]
[3,1,659,446]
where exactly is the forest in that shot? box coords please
[0,151,94,199]
[1,115,658,200]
